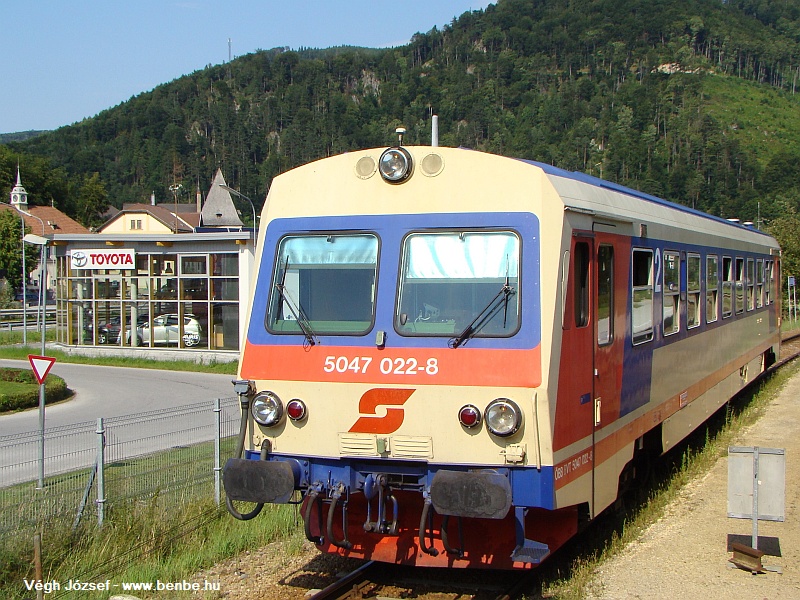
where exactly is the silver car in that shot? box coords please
[123,314,202,347]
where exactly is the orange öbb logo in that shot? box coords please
[348,388,415,434]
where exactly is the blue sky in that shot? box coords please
[2,1,492,134]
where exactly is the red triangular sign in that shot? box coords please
[28,355,57,384]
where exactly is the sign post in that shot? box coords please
[28,354,56,489]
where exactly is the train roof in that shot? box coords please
[519,157,776,244]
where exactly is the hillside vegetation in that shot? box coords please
[4,0,800,245]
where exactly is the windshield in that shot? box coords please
[395,231,520,338]
[266,233,379,335]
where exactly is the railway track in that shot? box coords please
[295,332,800,600]
[306,560,538,600]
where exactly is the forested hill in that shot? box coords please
[5,0,800,240]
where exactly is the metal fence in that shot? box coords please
[0,397,241,534]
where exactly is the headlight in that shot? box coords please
[484,398,522,437]
[379,147,413,183]
[251,391,284,426]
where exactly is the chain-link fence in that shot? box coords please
[0,397,241,535]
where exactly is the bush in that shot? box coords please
[0,368,71,412]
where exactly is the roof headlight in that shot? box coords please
[485,398,522,437]
[251,391,284,427]
[379,147,413,183]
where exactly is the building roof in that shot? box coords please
[201,169,244,227]
[97,203,196,233]
[0,203,90,235]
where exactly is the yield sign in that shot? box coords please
[28,355,57,384]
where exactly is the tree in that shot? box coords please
[76,173,109,228]
[0,210,39,291]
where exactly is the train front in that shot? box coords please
[224,143,570,568]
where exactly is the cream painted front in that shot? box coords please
[241,147,572,471]
[248,381,551,467]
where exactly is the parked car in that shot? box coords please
[15,289,54,305]
[89,314,148,344]
[123,314,202,347]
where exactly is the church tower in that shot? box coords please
[10,167,28,210]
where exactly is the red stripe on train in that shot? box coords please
[240,342,541,387]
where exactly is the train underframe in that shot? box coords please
[224,453,579,569]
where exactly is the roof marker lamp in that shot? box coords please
[379,147,413,183]
[251,391,284,427]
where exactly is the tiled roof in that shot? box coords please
[0,204,90,235]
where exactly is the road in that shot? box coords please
[0,359,241,486]
[0,359,237,435]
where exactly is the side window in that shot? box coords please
[687,253,701,329]
[735,258,745,314]
[597,245,614,346]
[632,248,653,345]
[574,242,590,328]
[663,251,680,336]
[706,255,719,323]
[747,258,755,311]
[722,256,733,318]
[765,260,773,305]
[756,259,764,309]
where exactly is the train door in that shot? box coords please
[556,233,623,515]
[592,232,625,513]
[554,236,596,511]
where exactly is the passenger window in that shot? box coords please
[756,260,764,308]
[632,249,653,344]
[663,251,680,336]
[687,254,701,329]
[735,258,745,314]
[574,242,590,328]
[706,256,719,323]
[722,257,733,318]
[746,259,755,311]
[597,245,613,345]
[765,260,773,305]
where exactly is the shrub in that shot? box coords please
[0,368,71,412]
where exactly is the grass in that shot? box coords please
[0,331,237,376]
[536,360,800,600]
[3,501,304,600]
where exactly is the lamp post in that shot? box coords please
[169,183,183,233]
[21,211,47,333]
[218,184,257,247]
[24,232,50,489]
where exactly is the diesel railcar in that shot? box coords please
[223,140,780,569]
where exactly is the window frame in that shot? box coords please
[687,253,701,329]
[395,229,522,340]
[631,248,654,345]
[662,250,681,337]
[706,255,719,324]
[266,231,381,337]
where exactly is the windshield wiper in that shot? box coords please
[449,279,515,349]
[274,257,318,346]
